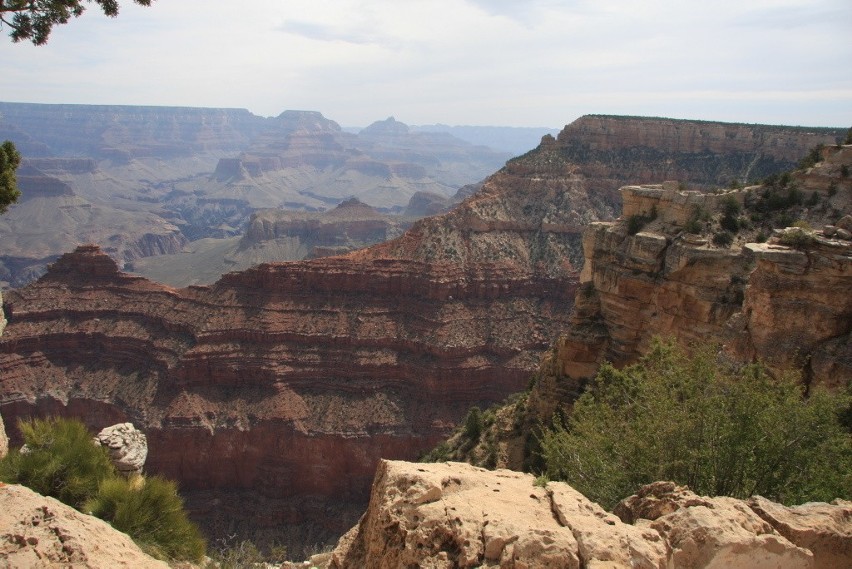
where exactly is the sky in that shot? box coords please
[1,0,850,129]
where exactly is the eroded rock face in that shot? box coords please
[93,423,148,477]
[0,483,169,568]
[329,460,668,569]
[557,146,852,390]
[331,462,852,569]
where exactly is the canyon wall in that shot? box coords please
[0,116,847,551]
[558,145,852,391]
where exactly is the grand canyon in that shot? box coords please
[1,107,848,555]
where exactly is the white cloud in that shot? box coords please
[0,0,849,127]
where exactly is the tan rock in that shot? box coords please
[329,460,669,569]
[748,496,852,569]
[616,482,813,569]
[547,484,668,568]
[0,483,169,568]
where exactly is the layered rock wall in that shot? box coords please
[557,146,852,389]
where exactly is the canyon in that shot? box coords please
[0,104,511,288]
[0,115,847,552]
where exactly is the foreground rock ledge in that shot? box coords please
[329,460,852,569]
[0,483,168,568]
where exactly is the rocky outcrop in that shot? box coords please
[558,115,844,193]
[242,197,411,256]
[330,461,851,569]
[330,460,668,569]
[0,483,169,568]
[93,423,147,477]
[556,145,852,390]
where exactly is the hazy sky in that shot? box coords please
[1,0,850,128]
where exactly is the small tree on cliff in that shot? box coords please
[0,140,21,214]
[539,339,852,509]
[0,0,153,45]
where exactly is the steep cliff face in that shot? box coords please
[557,115,844,195]
[1,117,848,552]
[558,145,852,391]
[0,102,263,159]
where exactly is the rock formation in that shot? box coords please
[329,461,851,569]
[557,144,852,390]
[0,483,169,568]
[0,104,511,286]
[0,116,847,552]
[93,423,148,478]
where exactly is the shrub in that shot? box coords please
[806,192,820,207]
[798,144,824,170]
[86,476,206,562]
[712,231,734,248]
[755,231,768,243]
[841,165,849,179]
[778,228,817,249]
[539,340,852,509]
[0,417,115,509]
[464,406,484,441]
[719,213,739,233]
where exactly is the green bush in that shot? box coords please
[86,476,206,562]
[464,406,484,441]
[778,228,818,249]
[0,417,205,562]
[539,340,852,509]
[0,417,115,509]
[712,231,734,248]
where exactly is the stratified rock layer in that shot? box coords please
[557,146,852,390]
[330,461,852,569]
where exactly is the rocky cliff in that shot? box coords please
[0,116,847,552]
[558,144,852,390]
[557,115,844,195]
[432,145,851,473]
[329,460,852,569]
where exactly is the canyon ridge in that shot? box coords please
[0,114,847,552]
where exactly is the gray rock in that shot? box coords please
[837,214,852,232]
[93,423,148,477]
[836,228,852,240]
[824,225,837,237]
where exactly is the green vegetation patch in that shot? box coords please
[0,417,205,562]
[538,340,852,509]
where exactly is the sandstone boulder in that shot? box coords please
[93,423,147,477]
[748,496,852,569]
[331,465,852,569]
[329,460,668,569]
[616,482,813,569]
[0,483,168,568]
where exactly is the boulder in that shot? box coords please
[93,423,147,477]
[0,483,168,568]
[748,496,852,569]
[329,460,668,569]
[616,482,813,569]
